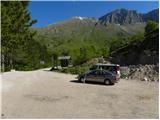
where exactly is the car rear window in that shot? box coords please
[99,66,115,71]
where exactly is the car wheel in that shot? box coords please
[104,79,111,85]
[79,77,85,83]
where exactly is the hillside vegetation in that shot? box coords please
[32,9,158,68]
[110,21,159,65]
[56,21,158,74]
[33,17,146,66]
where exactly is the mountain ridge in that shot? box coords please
[33,8,158,28]
[99,8,158,25]
[33,8,159,51]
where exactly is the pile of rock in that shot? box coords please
[127,64,159,81]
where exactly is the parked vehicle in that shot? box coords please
[89,63,120,79]
[77,69,119,85]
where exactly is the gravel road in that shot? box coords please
[1,68,159,118]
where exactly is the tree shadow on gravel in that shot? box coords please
[70,80,113,86]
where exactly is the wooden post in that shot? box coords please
[84,73,86,84]
[1,54,5,72]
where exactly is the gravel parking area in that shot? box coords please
[1,68,159,118]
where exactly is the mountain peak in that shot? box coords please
[73,16,86,20]
[99,8,158,25]
[99,8,142,25]
[72,16,97,21]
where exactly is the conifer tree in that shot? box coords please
[1,1,37,71]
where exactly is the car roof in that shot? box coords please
[93,63,119,66]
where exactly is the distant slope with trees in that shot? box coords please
[32,9,158,67]
[32,17,146,66]
[110,21,159,65]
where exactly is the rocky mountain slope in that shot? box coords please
[33,9,149,51]
[99,8,158,25]
[33,9,158,44]
[142,9,159,23]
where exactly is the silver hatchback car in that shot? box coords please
[77,69,119,85]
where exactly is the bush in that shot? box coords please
[120,72,128,79]
[57,64,90,75]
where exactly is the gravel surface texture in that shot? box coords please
[1,68,159,118]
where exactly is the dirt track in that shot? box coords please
[1,68,159,118]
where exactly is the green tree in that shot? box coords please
[52,52,59,67]
[1,1,37,71]
[145,20,158,35]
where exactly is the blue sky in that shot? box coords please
[28,1,159,27]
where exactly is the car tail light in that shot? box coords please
[115,66,120,74]
[116,66,120,71]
